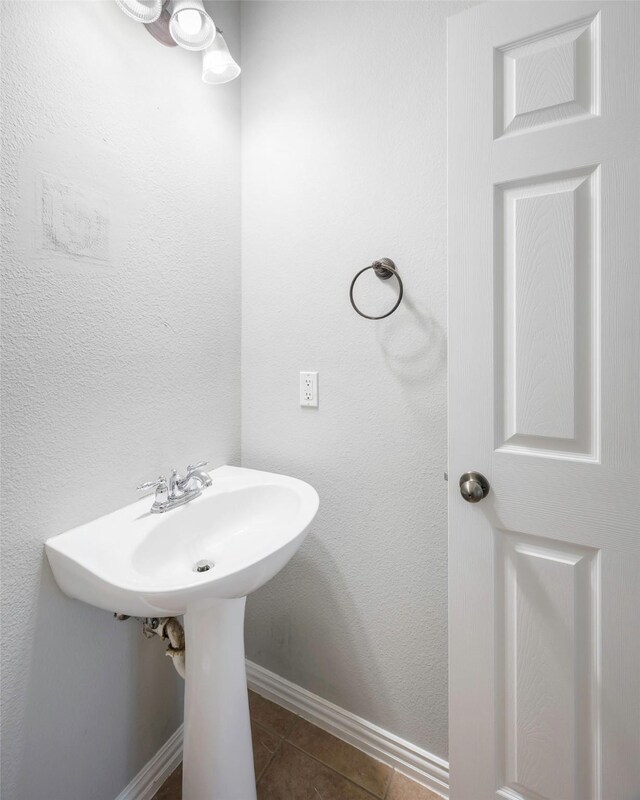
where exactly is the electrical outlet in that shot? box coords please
[299,371,318,407]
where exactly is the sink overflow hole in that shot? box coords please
[194,559,215,573]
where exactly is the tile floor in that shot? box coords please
[151,691,442,800]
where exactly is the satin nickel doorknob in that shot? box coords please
[459,472,490,503]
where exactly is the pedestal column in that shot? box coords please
[182,597,256,800]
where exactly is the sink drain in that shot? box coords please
[194,559,215,573]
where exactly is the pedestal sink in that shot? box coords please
[45,465,319,800]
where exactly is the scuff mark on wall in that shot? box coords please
[39,172,110,263]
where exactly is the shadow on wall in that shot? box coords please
[247,531,393,723]
[376,294,446,393]
[13,559,182,799]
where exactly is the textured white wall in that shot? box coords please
[241,1,472,761]
[0,2,240,798]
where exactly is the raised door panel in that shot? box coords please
[495,167,598,459]
[495,14,600,137]
[496,532,599,800]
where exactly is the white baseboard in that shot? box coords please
[114,724,183,800]
[115,663,450,800]
[245,660,450,799]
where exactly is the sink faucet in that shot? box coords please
[181,461,213,492]
[137,461,211,513]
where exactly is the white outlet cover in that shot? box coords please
[299,371,318,408]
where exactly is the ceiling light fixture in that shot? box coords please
[115,0,162,24]
[168,0,216,51]
[201,29,241,84]
[114,1,237,86]
[143,3,177,47]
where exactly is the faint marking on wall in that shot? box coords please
[38,172,110,263]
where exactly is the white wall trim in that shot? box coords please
[114,663,450,800]
[114,725,183,800]
[246,660,450,799]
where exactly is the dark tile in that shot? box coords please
[385,772,443,800]
[258,741,377,800]
[287,717,392,798]
[252,721,282,780]
[249,690,298,738]
[151,764,182,800]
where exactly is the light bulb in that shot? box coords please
[201,32,241,84]
[168,0,215,51]
[176,9,202,36]
[115,0,162,24]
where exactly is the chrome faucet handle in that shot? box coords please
[137,476,168,493]
[137,476,170,510]
[186,461,208,473]
[184,461,212,488]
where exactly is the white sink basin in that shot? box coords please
[45,465,319,800]
[46,465,319,617]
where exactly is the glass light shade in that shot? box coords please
[115,0,162,23]
[201,34,241,84]
[168,0,216,51]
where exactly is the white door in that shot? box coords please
[448,3,640,800]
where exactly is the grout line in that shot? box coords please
[252,720,282,783]
[251,698,437,800]
[255,734,286,789]
[284,713,302,743]
[382,769,395,800]
[283,713,300,741]
[256,735,282,784]
[282,739,382,800]
[250,699,299,787]
[284,715,391,800]
[252,695,395,800]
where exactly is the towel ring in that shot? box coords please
[349,258,403,320]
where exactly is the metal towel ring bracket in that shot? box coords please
[349,258,404,320]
